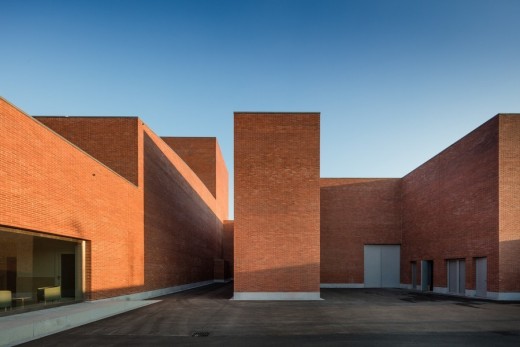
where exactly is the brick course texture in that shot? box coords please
[0,97,226,300]
[234,113,320,295]
[1,99,144,299]
[498,115,520,292]
[320,178,402,284]
[36,117,139,185]
[143,128,223,289]
[401,117,500,292]
[162,137,229,220]
[2,96,518,300]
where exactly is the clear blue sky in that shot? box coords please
[2,0,520,218]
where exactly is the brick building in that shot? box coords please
[317,115,519,300]
[1,96,519,311]
[234,113,320,300]
[0,97,231,308]
[235,112,519,301]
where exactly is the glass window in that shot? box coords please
[0,227,84,315]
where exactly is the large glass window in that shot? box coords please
[0,227,84,315]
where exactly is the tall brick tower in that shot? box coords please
[234,113,321,300]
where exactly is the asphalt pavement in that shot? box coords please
[19,283,520,346]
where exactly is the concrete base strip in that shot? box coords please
[96,280,215,302]
[487,291,520,301]
[399,283,520,301]
[0,300,158,347]
[233,292,322,300]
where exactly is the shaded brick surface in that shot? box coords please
[320,178,402,284]
[36,117,139,185]
[234,113,320,293]
[498,115,520,292]
[401,117,500,292]
[223,220,234,279]
[143,128,223,289]
[163,137,229,220]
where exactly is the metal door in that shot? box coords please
[475,257,487,297]
[411,262,417,289]
[421,260,433,291]
[448,259,465,294]
[364,245,400,288]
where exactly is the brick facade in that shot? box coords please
[163,137,229,220]
[1,99,144,300]
[320,178,401,285]
[498,115,520,293]
[401,117,500,293]
[1,97,226,300]
[320,115,519,299]
[1,96,518,302]
[234,113,320,299]
[142,128,223,290]
[36,117,140,185]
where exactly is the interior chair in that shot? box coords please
[0,290,12,311]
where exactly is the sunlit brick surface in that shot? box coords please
[1,98,226,300]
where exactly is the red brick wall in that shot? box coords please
[162,137,216,193]
[144,128,223,289]
[0,98,144,300]
[498,115,520,292]
[163,137,228,220]
[401,117,499,292]
[1,97,227,300]
[223,220,234,279]
[36,117,139,185]
[320,178,402,284]
[234,113,320,293]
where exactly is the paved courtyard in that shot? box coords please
[20,283,520,346]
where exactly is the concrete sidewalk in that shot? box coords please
[0,299,159,346]
[6,283,520,346]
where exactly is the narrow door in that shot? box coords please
[458,260,466,294]
[61,254,76,298]
[448,259,465,294]
[364,245,381,287]
[411,262,417,289]
[475,257,487,297]
[381,246,400,287]
[421,260,433,291]
[448,260,457,293]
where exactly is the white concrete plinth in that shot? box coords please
[233,292,322,300]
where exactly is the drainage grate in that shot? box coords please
[192,331,210,337]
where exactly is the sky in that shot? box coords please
[2,0,520,218]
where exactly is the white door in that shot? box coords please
[364,245,400,288]
[476,257,487,297]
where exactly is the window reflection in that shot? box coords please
[0,227,84,315]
